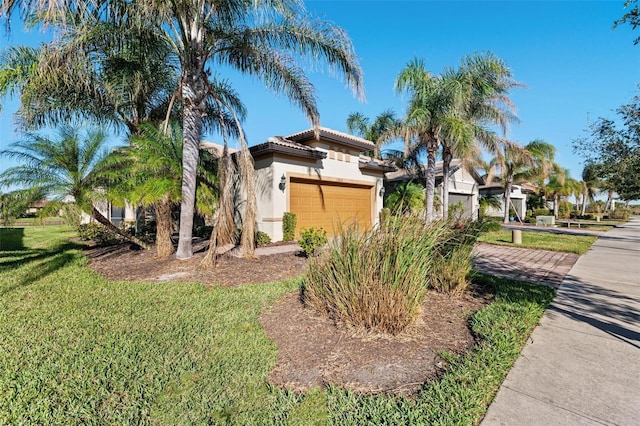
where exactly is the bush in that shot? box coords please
[282,212,297,242]
[533,208,551,217]
[429,221,483,293]
[255,231,271,247]
[77,223,120,245]
[298,227,327,257]
[609,208,630,220]
[558,201,572,219]
[302,215,479,335]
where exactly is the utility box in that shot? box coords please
[536,216,555,227]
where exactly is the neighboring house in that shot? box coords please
[250,127,395,241]
[479,181,534,220]
[25,200,49,216]
[385,159,484,220]
[80,199,137,227]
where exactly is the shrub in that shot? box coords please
[429,221,483,293]
[298,227,327,257]
[77,223,120,245]
[609,208,630,220]
[558,201,572,219]
[533,208,551,217]
[302,215,471,335]
[282,212,297,242]
[255,231,271,247]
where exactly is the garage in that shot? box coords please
[289,178,373,236]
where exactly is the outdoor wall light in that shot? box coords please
[379,186,385,197]
[279,174,286,191]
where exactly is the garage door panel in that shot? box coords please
[290,180,372,237]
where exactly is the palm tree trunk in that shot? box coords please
[503,180,513,224]
[91,206,148,249]
[604,189,614,212]
[581,190,588,216]
[442,148,452,220]
[154,195,174,258]
[424,141,437,222]
[176,68,207,260]
[553,194,559,218]
[238,143,257,257]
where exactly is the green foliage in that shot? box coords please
[608,208,630,220]
[482,221,503,232]
[255,231,272,247]
[379,207,390,223]
[527,193,546,210]
[0,190,42,226]
[558,200,572,219]
[384,181,425,214]
[282,212,297,242]
[533,208,551,216]
[298,227,327,257]
[76,223,120,245]
[430,221,483,293]
[479,194,502,218]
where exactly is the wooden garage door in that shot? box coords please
[290,179,373,236]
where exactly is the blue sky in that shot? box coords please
[1,0,638,183]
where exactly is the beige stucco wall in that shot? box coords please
[255,142,384,241]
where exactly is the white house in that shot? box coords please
[250,127,395,241]
[385,159,484,220]
[479,181,533,220]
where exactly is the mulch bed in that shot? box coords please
[84,241,493,396]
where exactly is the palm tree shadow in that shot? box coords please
[548,275,640,349]
[0,241,84,296]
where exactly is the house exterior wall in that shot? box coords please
[254,141,384,241]
[435,167,480,220]
[482,185,527,219]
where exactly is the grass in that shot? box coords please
[1,226,555,424]
[478,229,597,254]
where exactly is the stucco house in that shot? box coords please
[385,159,484,220]
[250,127,395,241]
[86,127,393,241]
[479,181,534,220]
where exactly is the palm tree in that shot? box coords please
[546,170,575,219]
[110,122,219,258]
[395,58,465,221]
[490,139,558,223]
[3,0,364,260]
[0,125,148,247]
[346,110,400,159]
[440,52,520,219]
[580,163,600,216]
[385,181,425,215]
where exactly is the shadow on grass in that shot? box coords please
[0,240,85,296]
[0,227,25,251]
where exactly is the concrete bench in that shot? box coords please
[536,216,555,226]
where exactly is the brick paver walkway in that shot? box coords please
[473,243,580,288]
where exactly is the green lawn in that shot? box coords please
[1,226,555,425]
[478,229,597,254]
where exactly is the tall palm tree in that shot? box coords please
[395,58,466,221]
[3,0,364,260]
[580,163,600,216]
[440,52,521,219]
[546,169,575,219]
[0,125,148,247]
[490,139,558,223]
[346,110,400,159]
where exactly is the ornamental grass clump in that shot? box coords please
[429,221,484,293]
[302,214,452,335]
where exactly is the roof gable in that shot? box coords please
[286,127,375,152]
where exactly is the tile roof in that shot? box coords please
[286,127,375,151]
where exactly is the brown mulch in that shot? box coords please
[84,240,308,286]
[84,241,493,396]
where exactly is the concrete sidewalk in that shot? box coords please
[482,218,640,425]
